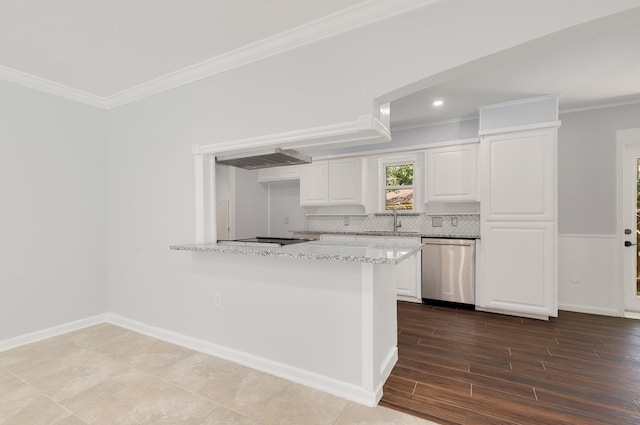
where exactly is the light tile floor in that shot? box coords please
[0,324,436,425]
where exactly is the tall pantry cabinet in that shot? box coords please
[476,96,559,319]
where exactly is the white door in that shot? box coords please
[622,136,640,313]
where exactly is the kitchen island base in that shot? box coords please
[180,251,400,406]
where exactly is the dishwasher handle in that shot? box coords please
[421,238,476,247]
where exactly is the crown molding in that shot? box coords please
[197,114,391,156]
[103,0,442,109]
[559,97,640,115]
[391,116,480,132]
[0,0,439,110]
[0,65,107,109]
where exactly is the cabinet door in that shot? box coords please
[386,237,421,300]
[278,165,301,180]
[482,130,555,220]
[426,144,478,202]
[329,158,363,204]
[477,222,555,317]
[257,168,280,182]
[258,165,300,182]
[394,249,420,299]
[300,162,329,205]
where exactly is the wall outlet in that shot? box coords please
[214,292,221,306]
[432,216,444,227]
[284,216,289,224]
[344,216,349,226]
[570,276,580,284]
[451,217,458,227]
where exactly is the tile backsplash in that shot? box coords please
[306,214,479,236]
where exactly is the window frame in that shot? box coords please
[380,156,416,212]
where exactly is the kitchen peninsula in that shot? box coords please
[170,239,423,406]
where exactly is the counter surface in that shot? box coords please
[292,230,480,239]
[170,239,423,264]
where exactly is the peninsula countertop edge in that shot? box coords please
[170,239,424,265]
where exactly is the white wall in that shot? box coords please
[558,103,640,235]
[556,102,640,315]
[0,81,107,341]
[233,168,268,239]
[103,1,640,335]
[268,181,307,238]
[0,1,635,346]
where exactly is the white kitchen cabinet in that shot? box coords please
[478,125,558,319]
[300,162,329,205]
[482,130,555,221]
[258,165,301,182]
[478,222,555,317]
[386,237,422,302]
[425,144,478,202]
[329,158,363,204]
[300,158,364,206]
[355,235,421,301]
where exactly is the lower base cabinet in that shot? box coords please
[320,234,422,301]
[477,222,556,318]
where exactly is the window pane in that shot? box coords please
[386,189,413,210]
[386,164,413,186]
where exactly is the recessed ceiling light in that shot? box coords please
[433,100,444,107]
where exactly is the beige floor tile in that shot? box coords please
[160,353,294,410]
[133,385,218,425]
[53,415,89,425]
[62,367,216,425]
[0,367,28,399]
[0,337,79,370]
[200,405,266,425]
[114,339,196,375]
[254,381,348,425]
[0,388,72,425]
[157,352,257,399]
[63,324,144,350]
[2,325,435,425]
[60,368,151,423]
[333,402,437,425]
[27,349,129,403]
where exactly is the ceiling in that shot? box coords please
[0,0,368,97]
[0,1,639,126]
[390,18,640,129]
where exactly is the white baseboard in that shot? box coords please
[0,314,107,352]
[558,303,622,317]
[105,313,380,406]
[374,347,398,403]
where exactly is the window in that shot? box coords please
[383,160,414,211]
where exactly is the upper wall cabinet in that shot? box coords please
[257,165,301,182]
[300,158,364,206]
[329,158,363,205]
[481,129,555,221]
[300,162,329,205]
[425,144,478,202]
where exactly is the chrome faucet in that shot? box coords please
[393,206,402,232]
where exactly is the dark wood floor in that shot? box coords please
[380,301,640,425]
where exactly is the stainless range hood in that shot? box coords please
[215,148,311,170]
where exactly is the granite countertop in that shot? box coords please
[292,230,480,239]
[170,239,424,265]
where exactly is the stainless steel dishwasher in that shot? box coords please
[421,238,476,306]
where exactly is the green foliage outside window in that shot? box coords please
[385,163,414,210]
[386,164,413,186]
